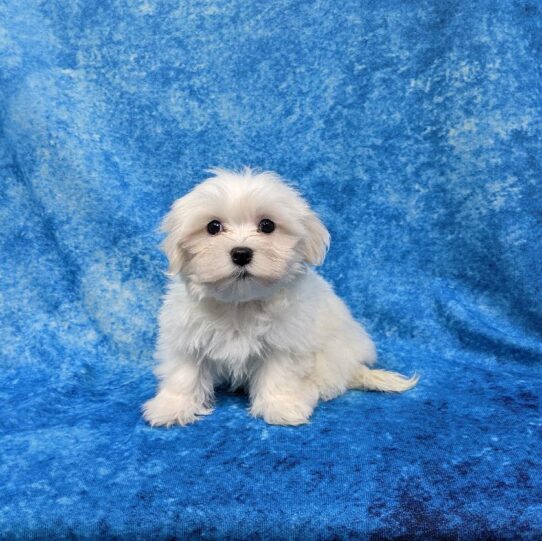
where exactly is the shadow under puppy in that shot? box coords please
[143,168,418,426]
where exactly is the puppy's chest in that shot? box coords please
[189,303,277,363]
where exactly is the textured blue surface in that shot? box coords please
[1,1,542,538]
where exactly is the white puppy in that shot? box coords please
[143,168,417,427]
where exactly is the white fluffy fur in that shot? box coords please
[143,168,418,427]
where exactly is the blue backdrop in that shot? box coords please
[1,1,541,538]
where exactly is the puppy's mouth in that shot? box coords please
[236,270,251,280]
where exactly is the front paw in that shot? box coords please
[250,398,314,426]
[142,390,212,427]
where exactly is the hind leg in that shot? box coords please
[311,292,378,400]
[313,329,377,401]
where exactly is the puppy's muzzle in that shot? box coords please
[231,247,253,267]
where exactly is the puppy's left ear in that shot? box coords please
[302,210,330,266]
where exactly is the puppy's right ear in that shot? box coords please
[160,199,186,275]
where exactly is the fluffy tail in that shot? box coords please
[351,365,419,393]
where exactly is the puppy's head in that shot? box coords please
[162,168,329,302]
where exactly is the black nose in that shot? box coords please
[231,247,253,266]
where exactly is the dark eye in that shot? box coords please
[206,220,222,235]
[258,218,275,234]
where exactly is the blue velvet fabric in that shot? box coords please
[1,1,541,538]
